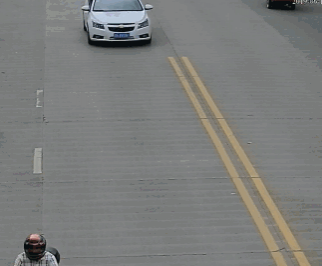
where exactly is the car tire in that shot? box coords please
[267,0,274,9]
[142,37,152,45]
[289,3,295,9]
[87,30,94,45]
[83,21,87,31]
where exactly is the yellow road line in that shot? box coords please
[181,56,311,266]
[168,57,288,266]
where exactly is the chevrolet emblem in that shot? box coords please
[118,25,124,28]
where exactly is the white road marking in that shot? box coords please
[36,90,43,107]
[33,148,43,174]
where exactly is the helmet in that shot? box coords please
[24,234,46,260]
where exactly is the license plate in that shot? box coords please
[114,33,130,39]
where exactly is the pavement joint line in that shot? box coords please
[58,247,314,259]
[0,177,230,184]
[36,90,43,107]
[181,56,311,266]
[33,148,43,174]
[58,250,279,259]
[168,57,289,266]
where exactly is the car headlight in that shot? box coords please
[138,19,149,29]
[92,21,104,29]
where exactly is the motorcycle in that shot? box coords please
[46,247,60,264]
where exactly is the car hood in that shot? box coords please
[91,11,146,24]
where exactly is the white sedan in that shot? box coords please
[82,0,153,45]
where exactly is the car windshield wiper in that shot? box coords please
[93,9,128,11]
[115,10,142,11]
[94,9,142,12]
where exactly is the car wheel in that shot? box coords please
[83,21,87,31]
[142,37,152,45]
[87,30,94,45]
[267,0,274,9]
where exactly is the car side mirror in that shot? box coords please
[81,5,90,11]
[145,4,153,10]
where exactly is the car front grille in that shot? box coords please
[108,23,133,25]
[108,27,135,32]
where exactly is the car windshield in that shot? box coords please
[93,0,143,11]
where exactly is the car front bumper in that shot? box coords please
[88,24,152,42]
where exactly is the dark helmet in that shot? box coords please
[24,234,46,260]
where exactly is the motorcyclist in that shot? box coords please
[14,234,59,266]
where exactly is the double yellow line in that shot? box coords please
[168,56,311,266]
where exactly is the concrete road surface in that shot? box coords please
[1,0,322,265]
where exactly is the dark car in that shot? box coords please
[267,0,296,9]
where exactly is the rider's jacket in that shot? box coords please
[14,251,58,266]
